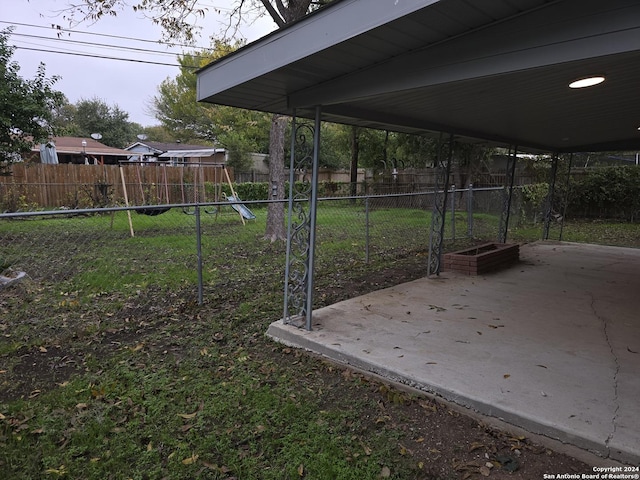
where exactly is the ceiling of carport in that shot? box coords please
[197,0,640,153]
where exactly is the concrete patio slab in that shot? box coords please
[267,241,640,465]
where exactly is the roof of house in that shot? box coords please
[158,149,226,159]
[36,137,130,156]
[197,0,640,153]
[125,141,215,153]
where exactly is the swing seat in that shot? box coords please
[135,206,171,216]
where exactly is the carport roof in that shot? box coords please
[197,0,640,153]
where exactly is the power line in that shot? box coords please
[13,46,198,69]
[0,20,210,50]
[10,31,192,58]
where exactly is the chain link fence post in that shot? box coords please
[195,204,204,305]
[450,184,456,241]
[365,195,370,264]
[467,183,474,238]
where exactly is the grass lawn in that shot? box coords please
[1,205,637,479]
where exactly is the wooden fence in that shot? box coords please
[0,163,235,209]
[1,162,551,210]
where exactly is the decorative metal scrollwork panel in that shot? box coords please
[284,122,315,326]
[427,135,453,276]
[497,148,517,244]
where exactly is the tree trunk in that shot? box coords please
[349,126,359,198]
[264,114,287,242]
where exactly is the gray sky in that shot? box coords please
[3,0,276,126]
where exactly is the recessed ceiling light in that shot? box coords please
[569,76,605,89]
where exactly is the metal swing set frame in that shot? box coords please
[118,159,248,237]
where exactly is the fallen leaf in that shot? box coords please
[479,465,491,476]
[201,460,218,470]
[298,463,305,477]
[361,442,372,455]
[418,400,436,413]
[130,343,144,352]
[91,386,105,399]
[503,374,511,379]
[177,412,198,420]
[39,346,47,353]
[380,466,391,478]
[375,415,390,424]
[469,441,485,452]
[45,465,67,476]
[76,403,88,410]
[182,453,199,465]
[398,444,411,456]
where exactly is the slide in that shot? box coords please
[227,195,256,220]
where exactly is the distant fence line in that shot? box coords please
[1,163,547,210]
[0,163,233,209]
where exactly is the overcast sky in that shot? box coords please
[3,0,277,127]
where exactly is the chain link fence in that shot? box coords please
[1,186,540,307]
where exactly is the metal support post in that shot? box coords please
[283,107,321,330]
[283,113,297,325]
[559,154,573,241]
[543,154,559,240]
[427,134,453,276]
[305,106,322,331]
[497,146,517,243]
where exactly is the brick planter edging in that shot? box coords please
[443,243,519,275]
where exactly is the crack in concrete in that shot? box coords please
[589,291,620,458]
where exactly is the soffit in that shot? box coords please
[197,0,640,153]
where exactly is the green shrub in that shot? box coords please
[568,166,640,221]
[519,182,549,224]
